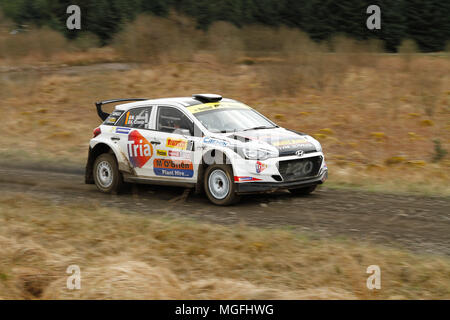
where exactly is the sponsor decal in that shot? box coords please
[277,143,312,151]
[153,159,194,178]
[111,111,124,117]
[233,133,310,151]
[256,161,268,173]
[116,127,132,134]
[168,150,180,157]
[155,149,191,159]
[168,150,191,159]
[187,102,250,114]
[272,138,308,147]
[124,111,131,125]
[234,176,262,182]
[124,110,151,127]
[203,137,229,147]
[156,149,167,156]
[166,138,188,150]
[127,130,153,168]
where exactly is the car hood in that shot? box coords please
[227,127,319,156]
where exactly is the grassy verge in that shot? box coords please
[323,181,450,198]
[324,165,450,197]
[0,194,448,299]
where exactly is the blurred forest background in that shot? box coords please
[0,0,449,52]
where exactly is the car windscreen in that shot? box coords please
[194,108,275,133]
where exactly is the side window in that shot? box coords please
[103,110,124,126]
[116,107,152,129]
[157,106,193,135]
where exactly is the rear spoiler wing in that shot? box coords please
[95,98,148,121]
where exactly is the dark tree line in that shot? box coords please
[1,0,449,52]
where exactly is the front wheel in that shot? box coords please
[204,164,240,206]
[93,153,124,194]
[289,185,317,196]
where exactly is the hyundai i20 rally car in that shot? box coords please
[85,94,328,205]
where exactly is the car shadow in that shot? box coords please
[121,183,309,207]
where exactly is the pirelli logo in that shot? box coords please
[166,138,188,150]
[166,138,187,149]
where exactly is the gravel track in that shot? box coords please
[1,165,449,255]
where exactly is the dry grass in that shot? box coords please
[0,194,448,300]
[0,37,119,68]
[0,19,448,195]
[0,27,68,63]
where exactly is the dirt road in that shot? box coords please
[1,164,449,255]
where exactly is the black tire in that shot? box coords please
[93,153,124,194]
[204,164,240,206]
[289,185,317,196]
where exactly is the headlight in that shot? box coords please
[227,144,278,160]
[305,135,322,152]
[242,147,277,160]
[316,142,322,152]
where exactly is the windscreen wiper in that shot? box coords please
[243,126,277,131]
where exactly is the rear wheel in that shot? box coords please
[289,185,317,196]
[93,153,124,194]
[204,164,240,206]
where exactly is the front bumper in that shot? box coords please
[236,169,328,194]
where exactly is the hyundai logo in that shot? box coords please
[295,150,304,157]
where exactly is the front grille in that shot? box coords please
[278,156,322,181]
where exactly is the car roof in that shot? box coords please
[115,97,239,111]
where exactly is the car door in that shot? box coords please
[114,106,160,178]
[152,105,199,182]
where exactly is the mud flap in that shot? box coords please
[85,147,95,184]
[194,163,204,195]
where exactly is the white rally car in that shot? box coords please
[85,94,328,205]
